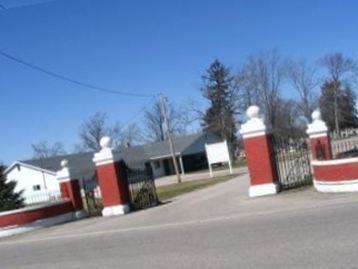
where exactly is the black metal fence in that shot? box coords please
[127,168,158,210]
[82,178,103,217]
[272,136,313,190]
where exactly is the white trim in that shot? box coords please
[57,177,73,183]
[308,133,328,139]
[179,155,185,175]
[102,204,130,217]
[4,161,56,176]
[312,157,358,166]
[240,118,267,137]
[306,111,328,137]
[74,210,88,219]
[56,166,76,182]
[314,179,358,193]
[249,183,278,197]
[0,212,76,238]
[242,131,267,139]
[93,148,121,166]
[150,153,181,160]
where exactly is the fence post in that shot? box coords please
[240,106,279,197]
[56,159,87,219]
[306,110,332,160]
[93,137,130,217]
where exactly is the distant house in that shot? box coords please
[4,133,219,203]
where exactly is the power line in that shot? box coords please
[0,50,156,98]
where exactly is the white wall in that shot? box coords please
[150,160,165,178]
[6,165,59,204]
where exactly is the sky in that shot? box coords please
[1,0,358,164]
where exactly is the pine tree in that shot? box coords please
[201,60,237,155]
[0,165,24,212]
[319,80,358,131]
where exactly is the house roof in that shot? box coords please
[6,132,217,175]
[124,132,208,161]
[21,152,96,174]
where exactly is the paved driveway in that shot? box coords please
[2,173,358,268]
[154,167,244,186]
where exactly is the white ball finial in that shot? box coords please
[246,106,260,119]
[100,136,111,149]
[60,159,68,168]
[312,109,321,121]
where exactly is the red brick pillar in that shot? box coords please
[240,106,279,197]
[56,160,87,219]
[93,137,130,217]
[306,110,332,160]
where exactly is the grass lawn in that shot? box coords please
[156,173,240,202]
[233,159,247,168]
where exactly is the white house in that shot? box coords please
[4,162,59,204]
[5,133,220,204]
[4,151,96,204]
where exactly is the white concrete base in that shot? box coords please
[0,212,76,238]
[102,204,130,217]
[74,210,88,219]
[249,183,279,197]
[314,179,358,193]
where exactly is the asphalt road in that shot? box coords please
[2,173,358,269]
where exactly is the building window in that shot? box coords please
[33,185,41,191]
[154,161,161,169]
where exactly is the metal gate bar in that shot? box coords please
[127,169,159,210]
[272,136,312,190]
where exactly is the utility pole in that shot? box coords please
[159,94,181,183]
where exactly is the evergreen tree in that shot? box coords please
[319,80,358,131]
[319,52,357,132]
[0,165,24,212]
[201,60,237,155]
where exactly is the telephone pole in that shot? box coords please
[159,94,181,183]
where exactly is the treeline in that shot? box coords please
[200,51,358,153]
[30,51,358,159]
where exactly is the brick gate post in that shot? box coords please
[240,106,279,197]
[306,110,332,160]
[56,159,87,219]
[93,137,130,217]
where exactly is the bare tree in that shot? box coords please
[32,141,66,159]
[235,63,260,111]
[286,59,319,122]
[236,50,284,132]
[319,52,357,132]
[78,112,130,152]
[274,98,305,138]
[144,100,189,142]
[119,123,144,148]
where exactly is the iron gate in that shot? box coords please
[272,136,313,190]
[82,178,103,217]
[126,168,159,210]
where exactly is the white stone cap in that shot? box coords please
[56,159,75,182]
[306,109,328,137]
[239,106,267,138]
[93,136,121,166]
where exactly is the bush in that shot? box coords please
[0,164,24,212]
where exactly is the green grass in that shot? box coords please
[232,159,247,168]
[156,173,239,202]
